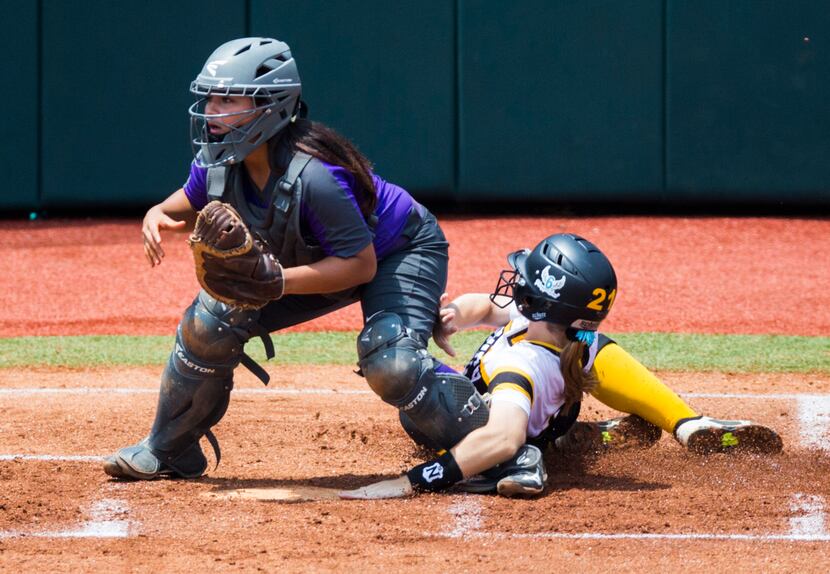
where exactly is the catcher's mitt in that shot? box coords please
[188,201,284,310]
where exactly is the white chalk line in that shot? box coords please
[0,387,827,400]
[0,496,132,539]
[444,531,830,542]
[442,496,482,538]
[797,397,830,452]
[0,454,103,462]
[0,387,372,396]
[684,392,829,400]
[790,493,827,538]
[436,492,830,542]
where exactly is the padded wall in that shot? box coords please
[1,1,38,209]
[252,0,455,200]
[457,1,664,201]
[40,1,245,208]
[666,1,830,203]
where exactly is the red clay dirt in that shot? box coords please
[3,215,829,336]
[1,366,829,572]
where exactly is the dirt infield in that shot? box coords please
[2,215,830,571]
[3,215,829,336]
[1,366,830,572]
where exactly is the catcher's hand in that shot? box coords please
[188,201,284,310]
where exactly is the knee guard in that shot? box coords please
[146,291,270,475]
[357,312,489,451]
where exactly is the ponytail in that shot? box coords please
[280,119,378,218]
[559,339,598,410]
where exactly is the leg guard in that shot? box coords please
[357,312,489,451]
[105,292,266,479]
[399,411,443,451]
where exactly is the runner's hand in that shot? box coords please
[433,293,459,357]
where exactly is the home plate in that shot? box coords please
[206,486,341,502]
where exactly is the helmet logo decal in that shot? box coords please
[206,60,227,76]
[534,266,566,299]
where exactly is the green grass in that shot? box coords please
[1,331,828,373]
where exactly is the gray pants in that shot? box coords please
[258,209,449,341]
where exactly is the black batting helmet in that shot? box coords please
[491,233,617,332]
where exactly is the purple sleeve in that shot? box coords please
[300,162,373,258]
[182,161,209,210]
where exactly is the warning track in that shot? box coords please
[2,215,828,337]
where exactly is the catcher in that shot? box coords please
[104,37,484,479]
[341,233,782,500]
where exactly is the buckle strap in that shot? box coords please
[205,430,221,470]
[237,324,275,386]
[275,151,313,212]
[240,352,270,386]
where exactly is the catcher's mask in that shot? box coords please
[189,37,302,168]
[491,233,617,337]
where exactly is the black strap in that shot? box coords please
[275,152,313,213]
[240,353,270,386]
[252,325,276,360]
[236,325,275,386]
[204,430,221,470]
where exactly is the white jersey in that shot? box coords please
[463,308,599,440]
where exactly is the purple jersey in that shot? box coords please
[183,160,416,260]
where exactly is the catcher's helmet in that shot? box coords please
[492,233,617,332]
[189,37,302,167]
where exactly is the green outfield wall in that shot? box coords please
[1,1,38,210]
[3,1,828,211]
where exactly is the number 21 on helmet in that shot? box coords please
[491,233,618,334]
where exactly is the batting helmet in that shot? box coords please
[491,234,617,336]
[189,37,302,167]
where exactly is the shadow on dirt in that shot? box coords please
[198,473,397,492]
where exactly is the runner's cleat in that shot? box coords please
[457,444,547,497]
[674,416,783,455]
[554,415,662,454]
[496,444,548,497]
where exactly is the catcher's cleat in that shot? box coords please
[674,416,783,455]
[457,444,547,497]
[554,415,662,454]
[103,439,208,480]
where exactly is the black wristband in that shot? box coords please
[406,451,464,492]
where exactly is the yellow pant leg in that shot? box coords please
[591,343,697,433]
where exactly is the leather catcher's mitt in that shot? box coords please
[188,201,284,310]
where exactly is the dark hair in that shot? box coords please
[559,339,597,410]
[280,119,378,218]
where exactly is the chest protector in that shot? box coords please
[206,151,324,268]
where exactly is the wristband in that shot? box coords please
[406,451,464,492]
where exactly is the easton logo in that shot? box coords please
[403,386,428,411]
[206,60,227,76]
[534,266,566,299]
[175,344,215,374]
[422,462,444,483]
